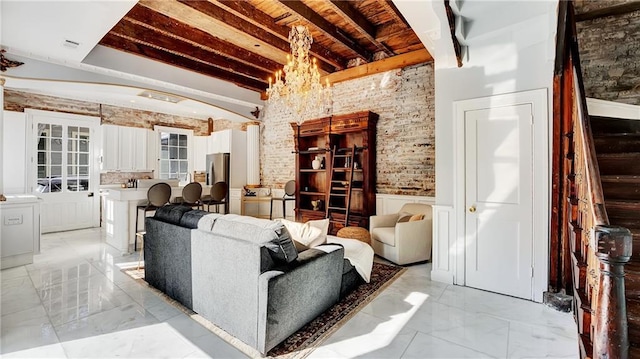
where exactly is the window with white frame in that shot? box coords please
[156,127,193,180]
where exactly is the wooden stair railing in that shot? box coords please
[554,2,633,358]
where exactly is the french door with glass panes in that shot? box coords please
[158,127,191,181]
[28,110,100,233]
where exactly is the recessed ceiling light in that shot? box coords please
[130,100,136,103]
[138,90,184,104]
[63,39,80,49]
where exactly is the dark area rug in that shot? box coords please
[123,261,405,359]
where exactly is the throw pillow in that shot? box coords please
[306,218,329,247]
[409,213,425,222]
[397,211,413,223]
[278,219,323,251]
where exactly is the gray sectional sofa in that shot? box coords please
[144,206,362,355]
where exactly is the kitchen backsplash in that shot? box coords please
[101,172,154,185]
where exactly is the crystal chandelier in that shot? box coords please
[265,25,332,122]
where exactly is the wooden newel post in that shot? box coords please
[593,225,632,359]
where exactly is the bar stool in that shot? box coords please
[270,180,295,220]
[135,182,171,251]
[181,182,203,210]
[203,181,228,213]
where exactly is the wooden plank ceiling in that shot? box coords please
[99,0,430,93]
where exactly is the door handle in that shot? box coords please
[469,205,476,213]
[88,192,94,197]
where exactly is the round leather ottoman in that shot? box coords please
[337,226,371,245]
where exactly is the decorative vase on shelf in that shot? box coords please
[312,156,321,170]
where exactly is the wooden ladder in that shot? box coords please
[326,145,357,228]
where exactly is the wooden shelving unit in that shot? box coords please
[291,111,377,234]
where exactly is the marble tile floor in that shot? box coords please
[1,228,579,358]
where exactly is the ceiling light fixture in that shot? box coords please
[265,25,332,123]
[138,90,184,104]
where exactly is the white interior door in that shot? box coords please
[28,110,100,233]
[464,104,533,300]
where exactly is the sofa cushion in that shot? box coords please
[154,205,193,225]
[197,213,224,231]
[210,215,298,263]
[409,213,425,222]
[179,210,210,229]
[371,227,396,246]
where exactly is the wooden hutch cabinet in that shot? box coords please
[291,111,377,233]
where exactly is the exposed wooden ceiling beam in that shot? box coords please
[109,19,272,81]
[212,0,346,70]
[444,0,463,68]
[375,22,409,42]
[576,2,640,22]
[101,33,266,92]
[321,49,432,85]
[124,5,281,74]
[276,0,372,61]
[326,0,394,56]
[139,0,289,67]
[378,0,409,28]
[172,0,336,74]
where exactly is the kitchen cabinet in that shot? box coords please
[193,136,209,172]
[0,195,41,269]
[101,125,151,171]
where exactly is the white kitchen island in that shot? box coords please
[101,184,246,254]
[102,184,208,254]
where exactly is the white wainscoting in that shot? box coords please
[228,188,242,215]
[375,193,435,215]
[431,205,455,284]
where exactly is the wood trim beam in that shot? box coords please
[326,0,394,56]
[321,49,432,85]
[276,0,372,61]
[124,5,281,74]
[444,0,463,68]
[212,0,346,70]
[576,2,640,22]
[108,19,272,81]
[100,34,266,92]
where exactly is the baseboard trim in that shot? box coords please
[430,269,454,284]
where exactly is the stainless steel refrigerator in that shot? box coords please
[206,153,230,187]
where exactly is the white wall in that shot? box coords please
[430,1,558,294]
[435,1,558,206]
[2,111,27,194]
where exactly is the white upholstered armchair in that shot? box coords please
[369,203,432,265]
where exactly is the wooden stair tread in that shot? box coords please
[597,152,640,158]
[591,116,640,134]
[606,199,640,209]
[601,175,640,183]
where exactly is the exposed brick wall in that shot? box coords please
[213,119,258,132]
[575,0,637,14]
[100,171,154,185]
[260,63,435,196]
[4,90,210,135]
[576,8,640,104]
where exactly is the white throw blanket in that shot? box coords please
[326,235,374,283]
